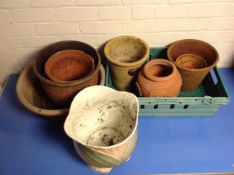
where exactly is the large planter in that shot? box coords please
[104,36,150,91]
[33,40,101,106]
[167,39,219,92]
[137,59,182,97]
[64,86,139,173]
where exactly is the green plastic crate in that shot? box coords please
[105,47,230,117]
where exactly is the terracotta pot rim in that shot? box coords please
[175,53,208,71]
[167,39,219,72]
[64,86,139,150]
[33,40,101,87]
[104,35,150,67]
[45,49,95,83]
[143,59,177,82]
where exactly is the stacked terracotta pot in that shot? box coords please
[33,40,101,107]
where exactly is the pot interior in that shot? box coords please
[148,64,173,77]
[45,50,94,82]
[176,54,207,69]
[70,92,138,147]
[168,40,218,67]
[107,38,147,63]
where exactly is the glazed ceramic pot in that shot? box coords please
[136,59,182,97]
[16,60,106,117]
[33,40,101,106]
[45,50,95,83]
[64,86,139,173]
[104,36,150,91]
[167,39,219,92]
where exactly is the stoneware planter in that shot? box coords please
[104,36,150,91]
[33,40,101,106]
[64,86,139,173]
[167,39,219,92]
[45,50,95,83]
[136,59,182,97]
[16,61,105,117]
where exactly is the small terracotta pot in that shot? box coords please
[167,39,219,92]
[175,54,207,69]
[136,59,182,97]
[104,36,150,91]
[33,40,101,106]
[45,50,95,83]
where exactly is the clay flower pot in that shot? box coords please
[45,50,95,83]
[64,86,139,173]
[136,59,182,97]
[16,60,106,117]
[175,54,207,69]
[167,39,219,92]
[104,36,150,91]
[33,40,101,106]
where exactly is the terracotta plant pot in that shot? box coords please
[167,39,219,92]
[104,36,150,91]
[175,54,207,69]
[64,86,139,173]
[16,60,106,118]
[45,50,95,83]
[33,40,101,106]
[136,59,182,97]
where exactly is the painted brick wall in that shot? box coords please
[0,0,234,85]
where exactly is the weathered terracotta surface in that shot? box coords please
[64,86,139,173]
[167,39,219,92]
[33,40,101,106]
[16,61,106,117]
[104,36,150,91]
[137,59,182,97]
[45,50,95,82]
[175,54,207,69]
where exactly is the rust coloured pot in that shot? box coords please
[167,39,219,92]
[45,50,95,83]
[136,59,182,97]
[33,40,101,106]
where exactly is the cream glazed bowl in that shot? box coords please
[64,86,139,173]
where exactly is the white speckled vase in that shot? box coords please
[64,86,139,173]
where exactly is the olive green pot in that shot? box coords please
[104,36,150,91]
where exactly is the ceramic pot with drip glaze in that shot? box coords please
[64,86,139,173]
[104,36,150,91]
[167,39,219,92]
[136,59,182,97]
[33,40,101,106]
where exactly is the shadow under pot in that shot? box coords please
[136,59,182,97]
[33,40,101,107]
[167,39,219,92]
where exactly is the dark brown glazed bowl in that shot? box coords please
[45,50,95,83]
[33,40,101,106]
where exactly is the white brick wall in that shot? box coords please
[0,0,234,85]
